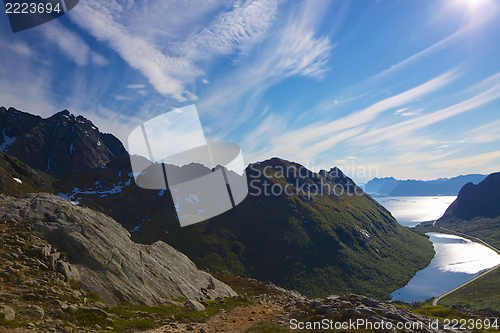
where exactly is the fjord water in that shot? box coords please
[374,196,456,227]
[391,233,500,302]
[374,196,500,302]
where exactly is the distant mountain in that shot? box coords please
[0,106,128,178]
[364,177,400,194]
[436,171,500,248]
[365,174,487,196]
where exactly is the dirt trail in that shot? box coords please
[145,300,287,333]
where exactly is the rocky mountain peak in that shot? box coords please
[0,107,128,179]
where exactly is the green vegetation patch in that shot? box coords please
[0,313,28,329]
[440,266,500,311]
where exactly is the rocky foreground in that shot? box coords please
[0,193,498,333]
[0,193,236,306]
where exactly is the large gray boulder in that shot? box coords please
[0,193,237,305]
[0,305,15,321]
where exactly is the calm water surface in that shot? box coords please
[374,196,500,302]
[391,233,500,302]
[374,196,456,227]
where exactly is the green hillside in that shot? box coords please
[134,158,434,300]
[436,171,500,248]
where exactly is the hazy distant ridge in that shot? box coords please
[365,174,487,196]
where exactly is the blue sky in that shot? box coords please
[1,0,499,183]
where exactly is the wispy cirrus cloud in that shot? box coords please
[432,150,500,170]
[40,21,107,66]
[394,107,410,114]
[7,41,34,57]
[354,80,500,145]
[127,84,146,89]
[200,0,336,134]
[179,0,277,59]
[244,70,456,162]
[70,3,198,102]
[467,119,500,143]
[371,1,499,79]
[69,0,278,102]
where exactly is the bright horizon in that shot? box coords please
[1,0,500,183]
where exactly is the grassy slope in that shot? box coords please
[440,266,500,311]
[136,159,434,300]
[437,217,500,249]
[423,172,500,311]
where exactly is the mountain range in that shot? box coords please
[365,174,487,196]
[0,106,435,301]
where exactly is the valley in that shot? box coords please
[1,107,499,332]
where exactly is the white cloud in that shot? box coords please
[68,0,278,102]
[7,42,33,57]
[274,26,334,78]
[467,119,500,143]
[199,0,336,134]
[394,107,409,114]
[115,95,132,101]
[137,90,148,96]
[243,71,455,164]
[179,0,277,59]
[355,81,500,145]
[127,84,146,89]
[433,150,500,169]
[39,21,108,67]
[90,52,109,66]
[401,109,423,116]
[40,21,90,66]
[242,113,287,160]
[71,3,196,101]
[372,2,499,78]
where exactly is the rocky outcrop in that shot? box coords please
[0,193,236,305]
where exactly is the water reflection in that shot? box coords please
[391,233,500,302]
[374,196,456,227]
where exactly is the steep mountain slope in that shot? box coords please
[54,156,177,231]
[0,106,128,178]
[56,157,434,300]
[0,151,54,197]
[436,171,500,248]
